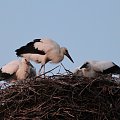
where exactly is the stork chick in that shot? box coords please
[0,58,36,82]
[73,60,120,78]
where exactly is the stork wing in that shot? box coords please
[15,39,45,56]
[34,38,60,53]
[102,62,120,74]
[1,60,19,74]
[93,61,114,72]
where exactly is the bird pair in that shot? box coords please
[0,38,74,82]
[73,60,120,78]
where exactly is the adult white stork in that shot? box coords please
[15,38,74,75]
[0,58,36,82]
[73,60,120,78]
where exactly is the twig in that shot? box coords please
[56,65,62,74]
[36,65,60,78]
[79,79,96,96]
[61,63,73,74]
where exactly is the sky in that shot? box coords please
[0,0,120,74]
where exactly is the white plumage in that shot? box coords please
[15,38,74,74]
[0,58,36,82]
[73,60,120,78]
[1,60,20,74]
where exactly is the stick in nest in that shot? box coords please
[36,65,60,78]
[61,63,73,74]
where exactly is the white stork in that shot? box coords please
[0,58,36,82]
[73,60,120,78]
[15,38,74,75]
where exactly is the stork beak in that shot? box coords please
[24,59,30,65]
[24,59,34,67]
[25,59,28,63]
[65,52,74,63]
[80,62,89,69]
[80,64,86,69]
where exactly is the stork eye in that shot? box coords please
[65,49,68,53]
[86,62,89,65]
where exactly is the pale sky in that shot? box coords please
[0,0,120,73]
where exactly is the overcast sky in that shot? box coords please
[0,0,120,74]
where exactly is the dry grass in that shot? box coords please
[0,74,120,120]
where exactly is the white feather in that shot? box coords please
[0,58,36,81]
[73,60,119,78]
[34,38,60,53]
[16,38,74,75]
[22,54,46,63]
[1,60,20,74]
[88,61,114,72]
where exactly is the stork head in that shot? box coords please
[61,47,74,63]
[80,62,91,71]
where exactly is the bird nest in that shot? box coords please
[0,74,120,120]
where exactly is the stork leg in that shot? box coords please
[38,65,44,76]
[38,65,46,78]
[43,65,45,78]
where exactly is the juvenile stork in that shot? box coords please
[0,58,36,82]
[73,60,120,78]
[15,38,74,75]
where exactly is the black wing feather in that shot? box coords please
[0,69,14,80]
[103,63,120,74]
[15,39,45,56]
